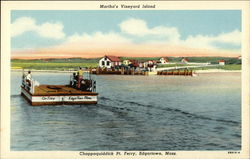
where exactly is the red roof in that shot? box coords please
[129,59,140,65]
[182,58,189,62]
[163,57,169,62]
[105,55,121,62]
[128,59,137,63]
[219,60,225,62]
[133,63,139,67]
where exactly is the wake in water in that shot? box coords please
[11,94,21,98]
[98,96,240,126]
[12,94,240,126]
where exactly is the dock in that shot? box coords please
[157,69,194,76]
[89,67,196,76]
[90,67,149,75]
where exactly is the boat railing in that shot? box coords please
[69,74,96,92]
[22,74,40,94]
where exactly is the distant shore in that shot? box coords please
[11,69,241,74]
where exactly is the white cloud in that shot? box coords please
[11,17,36,37]
[119,18,149,36]
[119,18,180,43]
[119,18,240,50]
[66,31,131,45]
[11,17,65,39]
[214,29,241,45]
[12,17,240,56]
[183,29,241,49]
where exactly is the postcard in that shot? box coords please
[1,1,249,159]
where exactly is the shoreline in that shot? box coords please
[195,69,241,73]
[11,69,77,73]
[11,69,241,74]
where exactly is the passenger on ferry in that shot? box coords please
[71,72,78,88]
[77,67,84,88]
[25,71,32,86]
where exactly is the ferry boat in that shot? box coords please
[21,72,98,106]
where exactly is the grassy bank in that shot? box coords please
[120,56,241,64]
[157,64,196,68]
[191,65,241,71]
[11,62,98,70]
[219,64,241,70]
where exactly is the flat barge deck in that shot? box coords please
[21,85,98,106]
[21,72,98,106]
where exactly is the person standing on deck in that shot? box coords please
[77,67,84,88]
[25,71,32,86]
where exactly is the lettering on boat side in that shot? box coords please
[42,96,56,100]
[84,96,92,99]
[68,96,84,101]
[32,96,96,102]
[68,96,93,101]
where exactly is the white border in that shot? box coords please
[1,1,249,159]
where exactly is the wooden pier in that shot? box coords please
[90,67,149,75]
[89,67,195,76]
[157,69,194,76]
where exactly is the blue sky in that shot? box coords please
[11,10,241,58]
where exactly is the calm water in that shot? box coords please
[11,71,241,150]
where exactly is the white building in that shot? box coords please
[159,57,169,64]
[99,55,122,68]
[148,60,154,65]
[181,58,189,64]
[219,60,225,65]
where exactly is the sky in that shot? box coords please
[11,10,241,59]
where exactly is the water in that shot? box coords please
[11,71,241,150]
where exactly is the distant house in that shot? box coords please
[237,56,242,60]
[181,58,189,64]
[99,55,122,68]
[135,60,157,68]
[137,60,148,68]
[123,59,138,66]
[43,59,49,62]
[128,59,139,68]
[138,61,146,68]
[146,60,157,72]
[159,57,169,64]
[147,60,158,70]
[123,60,131,65]
[219,60,225,65]
[148,60,158,65]
[148,60,154,65]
